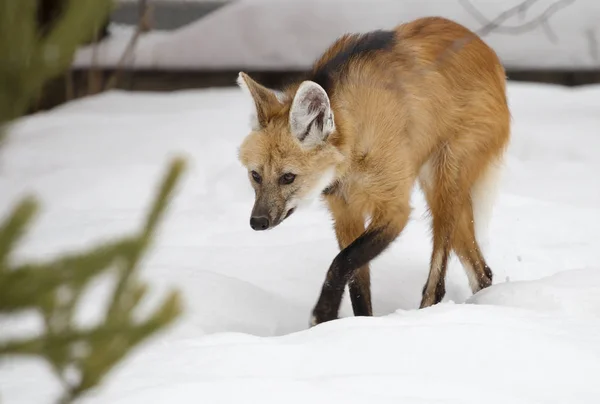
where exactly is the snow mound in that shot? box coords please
[78,269,600,404]
[468,268,600,318]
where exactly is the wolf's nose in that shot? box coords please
[250,216,269,231]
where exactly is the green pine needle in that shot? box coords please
[0,3,190,403]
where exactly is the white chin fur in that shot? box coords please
[297,167,337,209]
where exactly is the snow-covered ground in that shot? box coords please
[1,81,600,403]
[74,0,600,70]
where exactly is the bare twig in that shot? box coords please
[518,1,532,21]
[87,27,103,95]
[104,0,152,91]
[461,0,539,31]
[586,28,599,63]
[431,0,574,69]
[65,70,74,101]
[540,19,559,43]
[460,0,575,42]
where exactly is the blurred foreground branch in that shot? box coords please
[0,0,115,134]
[0,1,188,403]
[0,158,186,404]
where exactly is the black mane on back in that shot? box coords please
[309,30,397,95]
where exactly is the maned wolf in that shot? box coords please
[236,16,510,326]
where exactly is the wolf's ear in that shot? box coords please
[289,81,335,148]
[237,72,282,130]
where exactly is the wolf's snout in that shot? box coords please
[250,216,270,231]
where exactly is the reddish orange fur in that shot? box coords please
[238,16,510,323]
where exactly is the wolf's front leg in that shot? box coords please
[327,195,373,317]
[310,208,409,326]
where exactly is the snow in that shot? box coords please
[1,81,600,403]
[468,268,600,317]
[74,0,600,70]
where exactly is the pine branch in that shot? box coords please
[0,197,38,264]
[0,4,190,403]
[0,158,187,404]
[0,0,115,127]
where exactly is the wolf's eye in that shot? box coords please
[280,173,296,185]
[251,170,262,184]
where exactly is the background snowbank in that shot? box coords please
[74,0,600,70]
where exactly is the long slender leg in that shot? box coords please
[311,206,410,326]
[327,195,372,317]
[453,194,493,294]
[418,149,467,309]
[419,134,503,308]
[349,266,372,316]
[419,213,455,308]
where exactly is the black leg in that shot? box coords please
[311,226,397,326]
[349,266,373,316]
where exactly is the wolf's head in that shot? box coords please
[237,72,344,231]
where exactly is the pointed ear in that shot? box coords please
[289,81,335,148]
[237,72,281,130]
